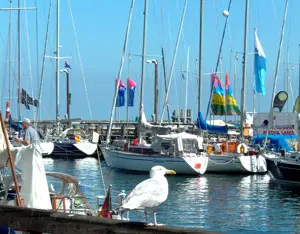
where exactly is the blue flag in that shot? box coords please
[254,31,267,95]
[127,78,136,107]
[116,80,126,107]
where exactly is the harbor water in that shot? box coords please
[44,158,300,233]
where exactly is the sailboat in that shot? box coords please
[197,0,267,174]
[101,0,208,175]
[40,0,98,158]
[258,0,300,185]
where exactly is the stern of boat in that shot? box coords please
[239,155,267,173]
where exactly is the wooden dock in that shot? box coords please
[0,205,218,234]
[30,119,198,141]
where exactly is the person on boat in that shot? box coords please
[15,118,40,146]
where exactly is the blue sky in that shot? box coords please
[0,0,298,121]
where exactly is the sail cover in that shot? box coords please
[196,112,228,134]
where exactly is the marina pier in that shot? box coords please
[0,205,217,234]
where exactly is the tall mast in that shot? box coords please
[299,43,300,98]
[185,47,189,123]
[8,0,12,114]
[106,0,135,144]
[239,0,249,138]
[198,0,204,114]
[17,0,21,119]
[139,0,148,118]
[269,0,289,119]
[55,0,60,133]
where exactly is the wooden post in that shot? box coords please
[0,111,22,206]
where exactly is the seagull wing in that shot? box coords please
[121,177,168,210]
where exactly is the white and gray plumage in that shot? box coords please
[119,165,176,225]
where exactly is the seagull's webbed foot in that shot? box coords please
[151,211,165,226]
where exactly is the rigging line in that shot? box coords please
[166,12,179,116]
[35,0,40,108]
[160,0,188,123]
[35,0,52,126]
[106,0,135,144]
[67,0,93,120]
[175,0,187,51]
[24,0,34,104]
[204,0,232,120]
[271,0,277,22]
[264,0,289,148]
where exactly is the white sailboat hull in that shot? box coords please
[101,147,208,175]
[206,154,267,173]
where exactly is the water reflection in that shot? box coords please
[44,159,300,233]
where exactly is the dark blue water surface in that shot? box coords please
[43,158,300,233]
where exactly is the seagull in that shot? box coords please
[119,165,176,225]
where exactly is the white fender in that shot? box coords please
[237,143,248,154]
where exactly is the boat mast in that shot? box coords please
[198,0,203,114]
[239,0,249,139]
[160,0,188,123]
[299,43,300,98]
[184,46,189,123]
[17,0,21,120]
[55,0,60,134]
[106,0,135,144]
[268,0,289,126]
[8,0,12,119]
[139,0,148,120]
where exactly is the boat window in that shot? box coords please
[182,139,198,153]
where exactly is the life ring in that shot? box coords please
[237,143,248,154]
[74,135,81,143]
[207,145,213,155]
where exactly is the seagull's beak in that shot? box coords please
[166,169,176,175]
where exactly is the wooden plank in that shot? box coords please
[0,205,218,234]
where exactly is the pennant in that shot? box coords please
[211,73,226,115]
[99,185,112,219]
[254,31,267,95]
[225,73,240,115]
[127,78,136,107]
[116,79,126,107]
[65,61,72,69]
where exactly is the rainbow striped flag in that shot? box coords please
[225,73,240,115]
[211,73,226,115]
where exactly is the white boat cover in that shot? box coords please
[73,141,97,155]
[137,108,175,135]
[15,144,52,209]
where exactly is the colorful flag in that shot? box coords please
[116,79,126,107]
[65,61,72,69]
[254,31,267,95]
[211,73,226,115]
[99,185,112,219]
[127,78,136,107]
[225,73,240,115]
